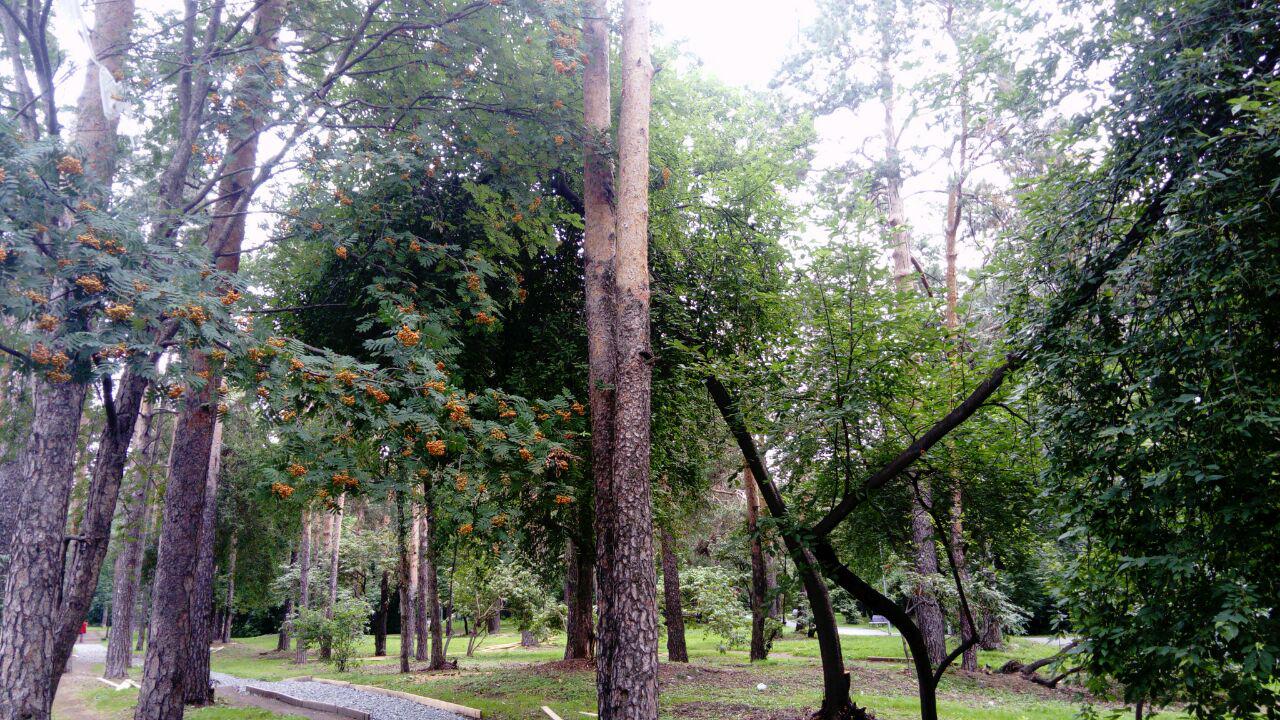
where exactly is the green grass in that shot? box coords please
[79,685,306,720]
[207,629,1119,719]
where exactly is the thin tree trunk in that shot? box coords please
[104,408,159,678]
[414,509,429,661]
[277,549,296,652]
[418,477,446,670]
[295,512,312,664]
[404,505,418,661]
[597,2,660,718]
[221,535,237,643]
[659,532,687,663]
[319,494,344,661]
[563,536,595,661]
[581,0,621,703]
[746,468,771,661]
[910,485,948,668]
[373,570,389,656]
[394,492,414,674]
[979,562,1003,650]
[184,419,222,705]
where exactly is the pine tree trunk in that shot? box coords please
[0,0,133,709]
[373,570,389,656]
[295,512,312,664]
[221,536,237,644]
[659,532,687,663]
[746,469,771,661]
[581,0,620,699]
[51,371,150,693]
[563,536,595,661]
[395,492,414,674]
[596,2,660,718]
[132,357,218,720]
[104,408,159,679]
[183,419,222,705]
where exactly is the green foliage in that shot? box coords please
[293,597,371,672]
[1010,0,1280,714]
[677,566,749,652]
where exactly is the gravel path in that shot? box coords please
[212,674,465,720]
[71,640,463,720]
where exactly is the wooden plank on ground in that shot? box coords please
[311,678,482,719]
[246,685,371,720]
[541,707,564,720]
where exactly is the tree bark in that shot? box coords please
[277,549,297,652]
[373,570,389,657]
[910,485,948,668]
[220,535,237,644]
[596,2,660,718]
[394,492,414,674]
[104,407,160,679]
[295,511,312,664]
[418,477,446,670]
[0,0,133,711]
[979,563,1003,650]
[414,509,429,661]
[659,532,687,663]
[581,0,620,696]
[184,420,222,705]
[319,494,345,661]
[746,468,771,661]
[563,536,595,661]
[132,356,218,720]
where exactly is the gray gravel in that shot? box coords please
[213,673,465,720]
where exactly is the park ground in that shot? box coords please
[57,626,1171,720]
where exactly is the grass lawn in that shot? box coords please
[209,628,1120,720]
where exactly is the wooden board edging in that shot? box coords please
[246,684,370,720]
[310,677,483,719]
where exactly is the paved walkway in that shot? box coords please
[70,639,464,720]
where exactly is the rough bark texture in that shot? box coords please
[910,485,948,668]
[104,409,160,679]
[373,570,389,656]
[658,532,687,663]
[596,4,661,717]
[0,1,133,712]
[277,549,297,652]
[394,493,414,674]
[746,469,771,661]
[184,420,222,705]
[414,509,429,661]
[581,0,619,700]
[418,480,446,669]
[295,511,312,664]
[563,536,595,661]
[220,536,237,643]
[52,370,150,693]
[979,564,1003,650]
[132,356,218,720]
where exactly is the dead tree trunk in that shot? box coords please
[659,532,688,663]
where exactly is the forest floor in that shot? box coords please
[197,628,1144,720]
[59,626,1181,720]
